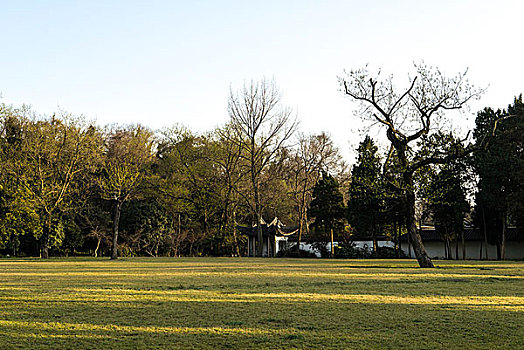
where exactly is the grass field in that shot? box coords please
[0,258,523,349]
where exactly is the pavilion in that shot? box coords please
[237,217,298,257]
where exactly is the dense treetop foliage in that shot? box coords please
[0,82,522,259]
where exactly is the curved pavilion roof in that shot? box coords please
[237,217,298,237]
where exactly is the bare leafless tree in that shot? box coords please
[228,80,298,256]
[287,132,344,255]
[340,63,483,268]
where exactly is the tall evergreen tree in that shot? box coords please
[473,96,524,259]
[309,171,345,256]
[347,136,383,255]
[423,162,469,259]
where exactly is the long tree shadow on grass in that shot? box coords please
[1,299,523,350]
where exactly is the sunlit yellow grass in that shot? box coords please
[2,288,523,310]
[0,319,287,336]
[0,257,523,349]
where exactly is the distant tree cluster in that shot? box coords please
[0,72,522,265]
[0,81,347,259]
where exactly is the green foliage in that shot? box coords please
[58,216,83,255]
[335,243,372,258]
[347,136,383,237]
[473,96,524,250]
[335,244,408,259]
[1,90,522,261]
[276,245,318,258]
[5,112,102,257]
[98,125,154,203]
[119,199,172,257]
[422,157,470,245]
[309,171,346,233]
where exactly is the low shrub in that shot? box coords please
[376,246,407,259]
[335,244,371,259]
[277,245,318,258]
[335,243,407,259]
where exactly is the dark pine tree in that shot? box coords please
[308,171,346,257]
[473,95,524,260]
[347,136,383,256]
[424,163,469,260]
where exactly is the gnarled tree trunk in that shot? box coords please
[403,175,434,268]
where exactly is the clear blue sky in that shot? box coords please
[1,0,523,160]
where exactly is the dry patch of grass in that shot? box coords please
[0,257,523,349]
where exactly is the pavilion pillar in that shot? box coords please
[274,235,277,257]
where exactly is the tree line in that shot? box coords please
[0,81,346,259]
[0,66,522,266]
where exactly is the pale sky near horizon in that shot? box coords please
[1,0,523,161]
